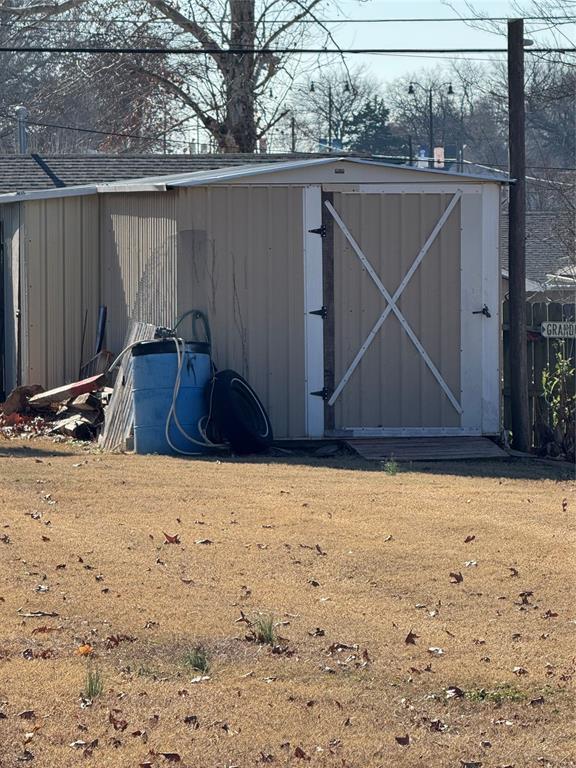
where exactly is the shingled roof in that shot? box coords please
[500,209,575,287]
[0,152,375,193]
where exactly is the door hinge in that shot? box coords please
[473,304,491,318]
[310,387,331,401]
[309,306,327,320]
[308,225,326,238]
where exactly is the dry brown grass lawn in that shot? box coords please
[0,439,574,768]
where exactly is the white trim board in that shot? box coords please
[302,186,324,438]
[353,184,484,195]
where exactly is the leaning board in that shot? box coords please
[99,320,157,452]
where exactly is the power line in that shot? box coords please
[2,111,194,146]
[9,15,576,24]
[1,45,574,55]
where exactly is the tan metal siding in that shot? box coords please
[332,192,461,429]
[176,186,305,439]
[22,196,101,388]
[100,193,178,353]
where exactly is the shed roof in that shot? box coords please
[0,155,507,204]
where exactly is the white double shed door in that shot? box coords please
[302,183,500,438]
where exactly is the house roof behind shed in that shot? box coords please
[0,152,507,197]
[500,209,575,287]
[0,152,349,193]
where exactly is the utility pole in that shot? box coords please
[291,114,296,152]
[508,18,530,452]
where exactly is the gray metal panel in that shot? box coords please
[21,196,101,388]
[176,185,306,439]
[100,192,178,353]
[332,192,461,429]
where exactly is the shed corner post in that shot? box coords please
[302,185,325,438]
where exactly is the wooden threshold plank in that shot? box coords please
[347,437,507,462]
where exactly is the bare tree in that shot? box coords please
[0,1,175,152]
[3,0,341,153]
[288,67,378,151]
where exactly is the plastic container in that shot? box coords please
[131,338,211,455]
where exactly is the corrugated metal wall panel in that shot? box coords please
[23,196,101,388]
[332,192,461,429]
[176,186,305,439]
[100,193,178,353]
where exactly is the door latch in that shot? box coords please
[473,304,491,318]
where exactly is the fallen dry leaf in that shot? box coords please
[562,498,568,512]
[163,532,181,544]
[195,538,213,545]
[18,710,35,720]
[75,644,94,657]
[294,746,310,760]
[464,535,476,543]
[106,634,137,649]
[405,629,419,645]
[395,734,410,746]
[450,571,464,584]
[31,625,62,635]
[160,753,181,762]
[108,710,128,731]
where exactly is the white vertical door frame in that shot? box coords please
[459,189,483,429]
[302,185,324,437]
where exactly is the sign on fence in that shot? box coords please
[541,321,576,339]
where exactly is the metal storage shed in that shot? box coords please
[0,157,505,440]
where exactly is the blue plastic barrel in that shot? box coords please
[131,339,211,455]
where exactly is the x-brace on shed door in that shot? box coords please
[320,189,475,435]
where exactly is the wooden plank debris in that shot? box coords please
[346,437,507,462]
[99,320,157,452]
[28,375,105,407]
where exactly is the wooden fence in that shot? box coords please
[502,300,576,446]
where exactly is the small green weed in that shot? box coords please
[253,614,277,646]
[183,646,210,674]
[465,683,526,704]
[84,667,103,699]
[383,456,398,475]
